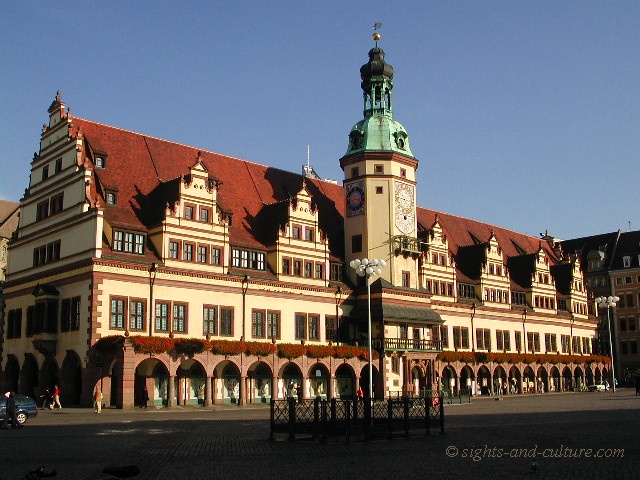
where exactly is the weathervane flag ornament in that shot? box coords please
[372,21,382,44]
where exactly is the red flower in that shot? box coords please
[277,343,307,359]
[245,341,277,357]
[129,336,175,354]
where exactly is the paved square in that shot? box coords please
[1,391,638,480]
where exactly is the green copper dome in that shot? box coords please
[344,47,415,158]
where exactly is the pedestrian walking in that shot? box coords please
[51,384,62,410]
[635,375,640,396]
[94,386,103,413]
[1,392,10,429]
[141,386,149,409]
[2,392,21,429]
[39,387,51,410]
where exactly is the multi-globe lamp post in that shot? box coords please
[349,258,387,403]
[595,295,619,393]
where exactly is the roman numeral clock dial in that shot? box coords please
[394,182,415,234]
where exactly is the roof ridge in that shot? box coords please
[74,117,342,186]
[417,206,540,243]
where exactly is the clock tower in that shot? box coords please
[340,35,420,288]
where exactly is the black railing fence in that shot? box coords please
[270,393,444,442]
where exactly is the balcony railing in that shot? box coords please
[372,338,442,352]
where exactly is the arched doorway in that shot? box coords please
[359,364,380,398]
[220,362,241,404]
[562,366,572,391]
[175,360,206,405]
[20,354,39,398]
[460,365,475,395]
[442,365,458,395]
[282,363,303,401]
[477,365,491,395]
[60,351,82,405]
[335,363,356,399]
[410,364,427,397]
[508,366,521,394]
[523,366,535,393]
[40,357,59,399]
[595,367,602,383]
[107,359,122,408]
[585,365,594,386]
[135,358,169,407]
[307,363,329,400]
[549,366,560,392]
[574,366,584,390]
[4,355,20,393]
[493,365,507,395]
[248,362,273,403]
[536,366,548,393]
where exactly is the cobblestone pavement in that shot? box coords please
[1,390,638,480]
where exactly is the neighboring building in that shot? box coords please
[562,230,640,383]
[0,200,20,370]
[0,40,603,408]
[0,200,20,282]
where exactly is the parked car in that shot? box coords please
[588,382,609,392]
[0,395,38,424]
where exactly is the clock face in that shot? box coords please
[346,182,365,217]
[394,182,415,234]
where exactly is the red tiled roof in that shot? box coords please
[73,118,345,256]
[71,118,556,274]
[417,207,557,261]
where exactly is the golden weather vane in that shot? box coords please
[372,21,382,45]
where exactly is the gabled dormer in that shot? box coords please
[530,245,557,311]
[420,219,455,298]
[177,154,220,223]
[269,182,330,285]
[480,232,510,306]
[551,254,589,316]
[150,152,228,272]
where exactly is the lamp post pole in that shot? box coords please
[349,258,386,403]
[148,262,157,337]
[595,296,619,393]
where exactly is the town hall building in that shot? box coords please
[0,38,606,408]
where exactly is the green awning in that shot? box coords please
[352,303,443,324]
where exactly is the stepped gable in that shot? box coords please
[73,118,345,255]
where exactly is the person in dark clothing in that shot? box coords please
[39,387,51,409]
[2,392,21,429]
[141,386,149,409]
[635,376,640,396]
[1,392,9,429]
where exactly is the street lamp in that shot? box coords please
[349,258,386,403]
[148,262,157,337]
[595,296,619,393]
[522,309,527,354]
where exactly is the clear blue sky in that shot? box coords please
[1,1,638,240]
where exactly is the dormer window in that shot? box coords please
[106,192,116,205]
[96,156,106,168]
[113,230,145,254]
[304,228,314,242]
[623,256,631,268]
[199,207,210,223]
